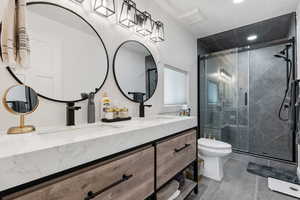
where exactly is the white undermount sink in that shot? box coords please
[111,115,179,126]
[37,123,123,135]
[36,116,179,134]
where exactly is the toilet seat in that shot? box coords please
[198,138,232,150]
[199,145,232,157]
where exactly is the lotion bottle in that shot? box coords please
[101,92,111,119]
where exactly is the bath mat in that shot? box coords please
[247,162,300,185]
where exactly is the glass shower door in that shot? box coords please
[237,50,250,152]
[201,42,295,161]
[202,49,250,152]
[203,50,239,147]
[203,54,223,139]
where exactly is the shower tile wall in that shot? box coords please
[249,44,293,161]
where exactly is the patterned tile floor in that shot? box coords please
[187,158,298,200]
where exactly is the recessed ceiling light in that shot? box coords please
[247,35,258,41]
[233,0,245,4]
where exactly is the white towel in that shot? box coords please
[157,180,180,200]
[0,0,9,22]
[1,0,30,69]
[167,190,181,200]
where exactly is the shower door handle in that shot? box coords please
[244,92,248,106]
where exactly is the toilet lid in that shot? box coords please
[198,138,232,150]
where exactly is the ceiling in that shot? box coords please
[198,13,295,53]
[153,0,299,38]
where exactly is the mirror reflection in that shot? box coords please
[10,3,109,102]
[113,41,158,102]
[4,85,39,114]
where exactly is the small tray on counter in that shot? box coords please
[101,117,132,123]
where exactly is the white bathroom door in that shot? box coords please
[14,32,63,100]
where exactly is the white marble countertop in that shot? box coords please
[0,115,197,191]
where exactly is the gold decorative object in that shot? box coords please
[2,85,39,134]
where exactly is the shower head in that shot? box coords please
[274,54,284,58]
[279,50,286,55]
[275,44,292,58]
[274,54,292,63]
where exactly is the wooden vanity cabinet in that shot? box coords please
[3,147,154,200]
[1,128,198,200]
[156,130,197,188]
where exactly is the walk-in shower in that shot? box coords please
[199,39,296,162]
[197,12,297,163]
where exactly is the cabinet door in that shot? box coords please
[156,130,197,188]
[4,147,154,200]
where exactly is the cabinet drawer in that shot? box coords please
[4,147,154,200]
[156,130,197,188]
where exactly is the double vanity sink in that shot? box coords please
[37,116,177,135]
[0,115,197,199]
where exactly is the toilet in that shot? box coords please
[198,138,232,181]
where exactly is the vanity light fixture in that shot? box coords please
[119,0,137,28]
[136,11,153,36]
[151,21,165,42]
[71,0,165,42]
[93,0,116,17]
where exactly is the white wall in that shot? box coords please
[0,0,197,131]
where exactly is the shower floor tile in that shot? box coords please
[187,158,297,200]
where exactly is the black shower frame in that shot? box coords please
[197,37,298,164]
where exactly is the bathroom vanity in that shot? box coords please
[0,2,197,199]
[0,116,198,200]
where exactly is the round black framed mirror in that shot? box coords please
[7,2,109,103]
[113,41,158,103]
[3,85,39,115]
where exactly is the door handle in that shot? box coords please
[174,144,191,153]
[85,174,133,200]
[289,187,299,192]
[245,92,248,106]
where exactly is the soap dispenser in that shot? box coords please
[81,92,96,124]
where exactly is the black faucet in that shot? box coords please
[139,101,152,118]
[66,102,81,126]
[128,92,152,118]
